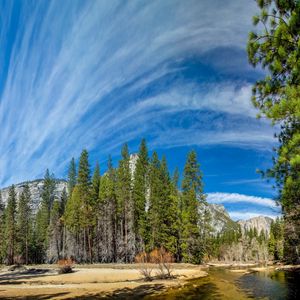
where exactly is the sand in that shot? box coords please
[0,264,207,299]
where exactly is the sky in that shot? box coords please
[0,0,281,220]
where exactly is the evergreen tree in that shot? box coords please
[59,187,68,259]
[148,151,162,250]
[17,183,32,264]
[64,185,82,260]
[181,150,204,264]
[158,155,179,255]
[99,156,117,262]
[0,190,5,262]
[49,200,62,261]
[92,162,101,203]
[60,187,68,215]
[116,144,135,262]
[170,167,181,261]
[36,169,56,258]
[65,186,82,234]
[248,0,300,263]
[77,149,93,262]
[67,158,77,196]
[132,139,149,251]
[5,185,17,265]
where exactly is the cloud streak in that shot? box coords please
[207,192,279,209]
[207,192,281,220]
[0,0,273,187]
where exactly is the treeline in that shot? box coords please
[247,0,300,263]
[0,139,208,264]
[209,218,283,262]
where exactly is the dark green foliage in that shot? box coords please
[35,169,56,259]
[181,150,205,264]
[248,0,300,263]
[132,139,149,250]
[269,218,284,260]
[0,190,5,262]
[1,140,214,265]
[5,185,17,264]
[92,162,101,203]
[116,144,135,262]
[67,158,77,195]
[49,200,63,261]
[16,183,32,264]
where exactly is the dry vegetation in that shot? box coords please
[0,263,206,299]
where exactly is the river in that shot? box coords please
[151,267,300,299]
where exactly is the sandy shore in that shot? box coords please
[0,264,207,299]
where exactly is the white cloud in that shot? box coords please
[207,192,279,209]
[0,0,268,186]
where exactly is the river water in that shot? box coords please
[152,267,300,299]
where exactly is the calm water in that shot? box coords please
[151,267,300,300]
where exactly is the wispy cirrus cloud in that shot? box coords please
[207,192,279,209]
[0,0,271,187]
[206,192,281,221]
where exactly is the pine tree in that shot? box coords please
[158,155,179,254]
[64,186,82,260]
[148,151,162,250]
[17,183,32,264]
[181,150,204,264]
[77,149,93,262]
[116,144,135,262]
[49,200,62,261]
[5,185,17,265]
[99,156,117,262]
[92,162,101,203]
[170,167,181,261]
[59,187,68,259]
[60,187,68,215]
[67,158,77,196]
[132,139,149,251]
[36,169,56,258]
[0,190,5,263]
[248,0,300,264]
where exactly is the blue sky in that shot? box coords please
[0,0,281,220]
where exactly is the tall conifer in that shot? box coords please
[181,150,204,264]
[5,185,17,265]
[132,139,149,251]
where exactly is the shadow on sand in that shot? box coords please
[0,292,70,300]
[0,268,57,285]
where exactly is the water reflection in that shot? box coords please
[150,267,300,300]
[237,269,300,300]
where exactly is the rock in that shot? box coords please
[0,179,67,213]
[199,202,239,234]
[238,216,273,236]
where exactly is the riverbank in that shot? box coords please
[0,263,207,299]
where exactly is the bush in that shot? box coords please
[150,247,174,279]
[135,252,153,281]
[135,247,174,280]
[57,258,74,274]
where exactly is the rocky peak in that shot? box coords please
[0,179,67,213]
[199,202,239,234]
[238,216,273,236]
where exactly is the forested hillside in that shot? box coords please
[0,140,282,265]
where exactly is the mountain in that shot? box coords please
[199,202,240,234]
[238,216,273,235]
[0,179,67,212]
[1,177,272,238]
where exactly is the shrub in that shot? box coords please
[150,247,174,279]
[135,252,153,281]
[57,258,74,274]
[135,247,175,280]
